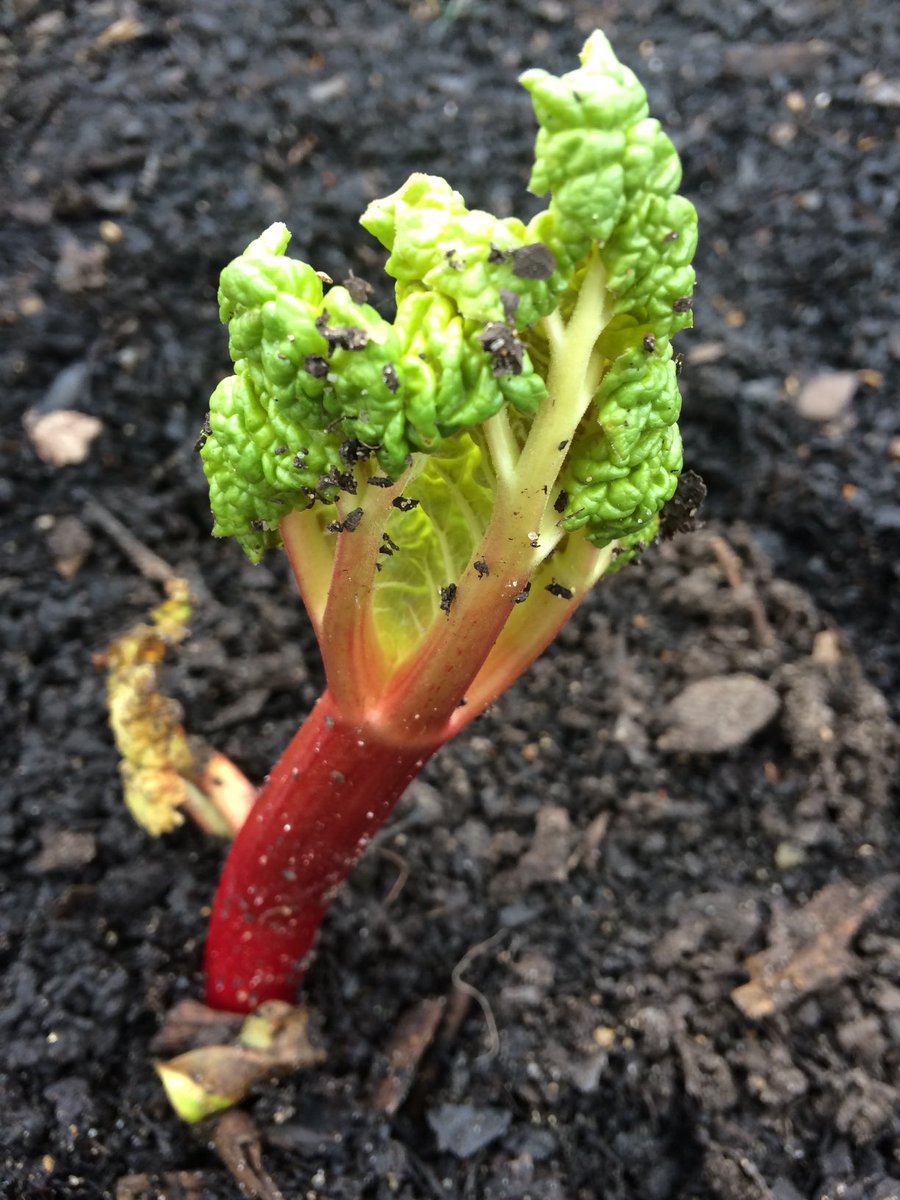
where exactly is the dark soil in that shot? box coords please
[2,2,898,1198]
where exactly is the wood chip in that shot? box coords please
[724,40,832,79]
[403,986,472,1115]
[567,811,610,873]
[371,996,446,1115]
[732,877,897,1018]
[82,496,175,584]
[96,16,146,48]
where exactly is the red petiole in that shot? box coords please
[204,495,603,1012]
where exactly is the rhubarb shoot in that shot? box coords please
[199,31,697,1011]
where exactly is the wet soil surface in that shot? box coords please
[2,2,898,1197]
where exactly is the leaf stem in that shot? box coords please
[318,479,398,716]
[512,250,610,520]
[482,406,519,484]
[281,507,335,639]
[376,252,613,740]
[448,538,615,733]
[205,690,443,1011]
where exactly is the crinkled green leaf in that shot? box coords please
[604,193,697,338]
[561,342,683,545]
[520,31,649,271]
[362,175,566,328]
[521,31,696,345]
[202,31,695,572]
[604,516,661,574]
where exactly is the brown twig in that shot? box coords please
[709,534,775,650]
[82,495,175,585]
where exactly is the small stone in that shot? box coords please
[592,1025,616,1049]
[774,842,806,870]
[858,71,900,107]
[41,361,90,412]
[45,515,93,578]
[427,1103,511,1158]
[658,674,779,754]
[811,629,841,664]
[24,409,104,467]
[28,829,97,874]
[567,1049,607,1094]
[794,371,857,422]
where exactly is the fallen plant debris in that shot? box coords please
[81,495,179,585]
[732,877,898,1019]
[149,999,246,1058]
[155,1001,324,1122]
[208,1110,285,1200]
[370,995,447,1116]
[100,578,256,837]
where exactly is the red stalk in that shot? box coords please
[204,690,444,1012]
[203,479,597,1013]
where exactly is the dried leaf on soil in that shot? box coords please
[371,995,446,1115]
[732,877,898,1018]
[156,1001,324,1123]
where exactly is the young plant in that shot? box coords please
[199,31,697,1013]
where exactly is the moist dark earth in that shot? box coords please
[2,1,899,1197]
